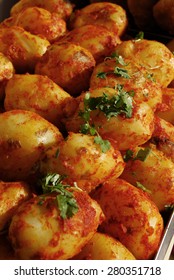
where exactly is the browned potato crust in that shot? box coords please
[35,42,96,96]
[156,88,174,124]
[92,178,164,260]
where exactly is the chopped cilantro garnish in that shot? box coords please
[136,181,151,194]
[134,31,144,41]
[39,173,79,219]
[124,147,151,162]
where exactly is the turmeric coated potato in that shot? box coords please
[8,7,67,43]
[10,0,73,21]
[0,26,50,72]
[40,132,125,193]
[156,88,174,124]
[0,110,63,181]
[92,178,164,260]
[0,181,31,231]
[120,144,174,211]
[69,2,128,37]
[0,52,15,101]
[57,24,121,64]
[153,0,174,35]
[115,39,174,87]
[35,42,96,96]
[73,232,136,260]
[9,189,104,260]
[4,74,72,127]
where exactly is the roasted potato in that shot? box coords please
[57,24,121,64]
[69,2,128,37]
[6,7,67,43]
[0,110,63,181]
[4,73,72,127]
[40,132,125,193]
[0,181,31,231]
[0,52,15,101]
[115,39,174,87]
[120,144,174,211]
[9,189,104,260]
[92,178,164,260]
[0,26,50,72]
[10,0,73,21]
[156,88,174,124]
[35,42,96,96]
[72,232,136,260]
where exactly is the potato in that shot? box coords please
[156,88,174,124]
[40,132,125,193]
[0,52,15,101]
[120,144,174,211]
[0,234,15,260]
[35,42,96,96]
[69,2,128,37]
[0,181,31,231]
[92,178,164,260]
[0,26,50,72]
[10,0,73,21]
[57,24,121,64]
[153,0,174,35]
[4,74,72,127]
[9,7,66,43]
[115,39,174,87]
[0,110,63,181]
[9,189,104,260]
[73,232,136,260]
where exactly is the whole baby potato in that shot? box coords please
[35,42,96,96]
[0,110,63,181]
[10,0,73,21]
[73,232,136,260]
[92,178,164,260]
[0,181,31,231]
[115,39,174,87]
[40,132,125,193]
[69,2,128,37]
[0,26,50,72]
[4,74,72,127]
[9,189,104,260]
[121,144,174,211]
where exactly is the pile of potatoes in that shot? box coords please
[0,0,174,260]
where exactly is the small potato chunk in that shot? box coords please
[0,181,31,231]
[0,110,63,181]
[4,74,72,127]
[121,145,174,211]
[57,24,121,64]
[40,132,125,193]
[156,88,174,124]
[10,0,73,21]
[10,7,66,43]
[35,42,96,96]
[0,52,15,101]
[9,190,104,260]
[73,232,136,260]
[92,178,164,260]
[0,26,50,72]
[69,2,128,37]
[153,0,174,35]
[115,39,174,87]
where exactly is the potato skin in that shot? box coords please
[10,0,73,21]
[0,110,63,181]
[11,7,66,43]
[8,190,104,260]
[40,132,125,193]
[0,181,31,231]
[0,26,50,72]
[92,178,164,260]
[57,24,120,64]
[121,145,174,211]
[4,74,72,127]
[69,2,128,37]
[35,42,96,96]
[73,232,136,260]
[115,39,174,87]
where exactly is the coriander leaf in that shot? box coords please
[114,66,130,79]
[96,72,107,79]
[106,52,128,66]
[134,147,151,161]
[136,181,152,194]
[94,136,111,153]
[134,31,144,40]
[123,149,134,162]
